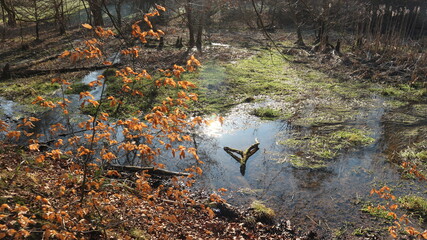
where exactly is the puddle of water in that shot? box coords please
[0,97,21,120]
[81,70,106,102]
[159,96,427,231]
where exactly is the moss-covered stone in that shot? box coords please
[250,200,275,224]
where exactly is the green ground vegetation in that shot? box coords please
[289,155,327,169]
[249,200,275,224]
[281,128,375,167]
[251,107,281,120]
[0,76,60,105]
[361,204,395,221]
[399,195,427,222]
[399,140,427,179]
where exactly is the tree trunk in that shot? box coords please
[1,63,11,80]
[1,4,6,41]
[0,0,16,27]
[33,0,40,40]
[195,16,204,52]
[115,0,122,28]
[88,0,103,26]
[54,0,66,35]
[186,0,195,49]
[295,25,305,46]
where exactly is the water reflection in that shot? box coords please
[160,96,427,231]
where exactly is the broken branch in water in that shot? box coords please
[224,139,260,175]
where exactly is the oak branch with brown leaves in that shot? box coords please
[0,6,225,239]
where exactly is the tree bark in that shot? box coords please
[295,25,305,46]
[114,0,124,29]
[54,0,66,35]
[107,164,190,176]
[88,0,103,26]
[195,12,204,52]
[0,0,16,27]
[3,64,119,80]
[186,0,195,49]
[33,0,40,40]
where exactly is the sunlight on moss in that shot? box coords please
[399,195,427,221]
[361,204,394,221]
[251,107,281,120]
[250,200,275,223]
[289,155,327,169]
[281,128,374,162]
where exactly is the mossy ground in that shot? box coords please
[249,200,275,224]
[251,107,281,120]
[399,195,427,222]
[280,128,375,169]
[361,204,395,221]
[398,140,427,179]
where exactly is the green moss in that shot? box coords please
[64,82,91,94]
[289,155,327,169]
[399,195,427,221]
[361,204,394,221]
[371,83,427,102]
[281,128,374,163]
[251,107,281,120]
[0,76,60,105]
[398,140,427,179]
[250,200,275,224]
[352,227,374,237]
[129,229,148,240]
[331,129,375,146]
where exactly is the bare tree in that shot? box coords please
[0,0,16,27]
[52,0,66,35]
[88,0,103,26]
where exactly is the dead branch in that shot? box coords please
[224,140,260,175]
[107,164,190,177]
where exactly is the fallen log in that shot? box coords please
[224,140,260,175]
[2,64,120,80]
[107,164,190,176]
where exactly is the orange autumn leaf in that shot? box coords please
[106,170,121,177]
[389,227,398,238]
[6,131,21,141]
[389,204,398,210]
[59,50,70,58]
[32,96,45,104]
[387,211,397,219]
[35,155,45,163]
[219,116,225,125]
[206,207,215,219]
[156,4,166,11]
[82,23,93,29]
[195,167,203,175]
[29,143,40,151]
